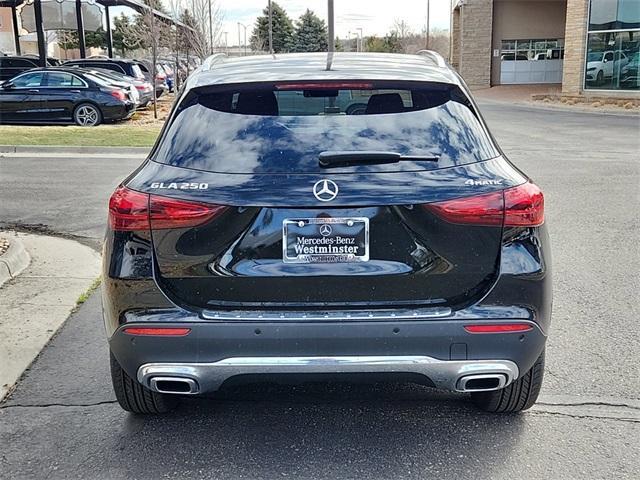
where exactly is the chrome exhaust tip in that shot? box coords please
[457,374,507,392]
[148,376,199,395]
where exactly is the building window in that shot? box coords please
[585,0,640,90]
[500,39,564,61]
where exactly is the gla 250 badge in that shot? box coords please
[150,182,209,190]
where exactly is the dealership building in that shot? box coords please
[451,0,640,98]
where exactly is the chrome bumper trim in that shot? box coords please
[138,356,519,394]
[201,307,452,322]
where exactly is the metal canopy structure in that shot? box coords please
[0,0,193,65]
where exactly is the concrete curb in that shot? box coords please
[0,145,151,155]
[0,235,30,288]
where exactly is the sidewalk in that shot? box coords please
[0,145,149,156]
[473,84,562,103]
[473,84,639,114]
[0,231,101,400]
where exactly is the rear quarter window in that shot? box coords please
[96,63,124,73]
[153,81,498,174]
[131,65,144,78]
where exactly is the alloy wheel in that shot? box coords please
[75,105,100,126]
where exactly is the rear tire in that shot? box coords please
[110,351,178,414]
[73,103,102,126]
[471,350,545,413]
[346,103,367,115]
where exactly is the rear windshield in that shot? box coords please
[153,81,498,174]
[131,64,144,78]
[83,72,113,87]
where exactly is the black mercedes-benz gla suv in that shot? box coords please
[104,52,551,414]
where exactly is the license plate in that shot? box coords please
[283,217,369,264]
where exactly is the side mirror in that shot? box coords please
[1,81,15,89]
[603,58,609,63]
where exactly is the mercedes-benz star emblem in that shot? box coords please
[313,179,339,202]
[319,224,333,237]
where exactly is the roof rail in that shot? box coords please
[202,53,227,71]
[416,50,447,68]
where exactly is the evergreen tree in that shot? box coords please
[56,30,78,51]
[143,0,168,14]
[86,28,106,49]
[113,14,143,56]
[56,28,105,51]
[365,33,402,53]
[250,2,294,53]
[292,9,327,53]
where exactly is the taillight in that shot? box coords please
[110,89,127,101]
[108,186,149,231]
[149,195,226,230]
[464,323,533,333]
[503,182,544,226]
[424,191,504,226]
[423,182,544,227]
[135,85,145,91]
[108,186,226,232]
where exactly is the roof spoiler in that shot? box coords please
[201,53,227,71]
[416,50,447,68]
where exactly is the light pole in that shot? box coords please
[223,31,228,54]
[237,22,248,55]
[328,0,334,53]
[356,27,363,52]
[350,33,359,52]
[208,0,213,54]
[426,0,430,50]
[268,0,273,54]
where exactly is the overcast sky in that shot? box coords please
[217,0,452,46]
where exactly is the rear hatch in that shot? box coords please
[138,80,518,312]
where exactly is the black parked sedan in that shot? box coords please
[0,56,50,81]
[104,52,551,415]
[0,67,135,126]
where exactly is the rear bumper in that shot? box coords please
[102,102,135,121]
[138,356,519,395]
[109,317,546,394]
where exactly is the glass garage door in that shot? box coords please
[500,39,564,84]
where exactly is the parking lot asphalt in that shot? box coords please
[0,102,639,479]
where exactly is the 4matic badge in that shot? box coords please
[150,182,209,190]
[464,179,504,186]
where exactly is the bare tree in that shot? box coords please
[168,0,224,60]
[392,18,413,54]
[424,27,450,60]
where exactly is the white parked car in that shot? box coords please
[586,50,629,85]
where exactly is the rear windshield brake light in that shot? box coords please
[274,81,374,90]
[108,186,226,231]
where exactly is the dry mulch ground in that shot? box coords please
[0,237,10,257]
[129,94,175,127]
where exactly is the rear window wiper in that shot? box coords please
[319,151,440,168]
